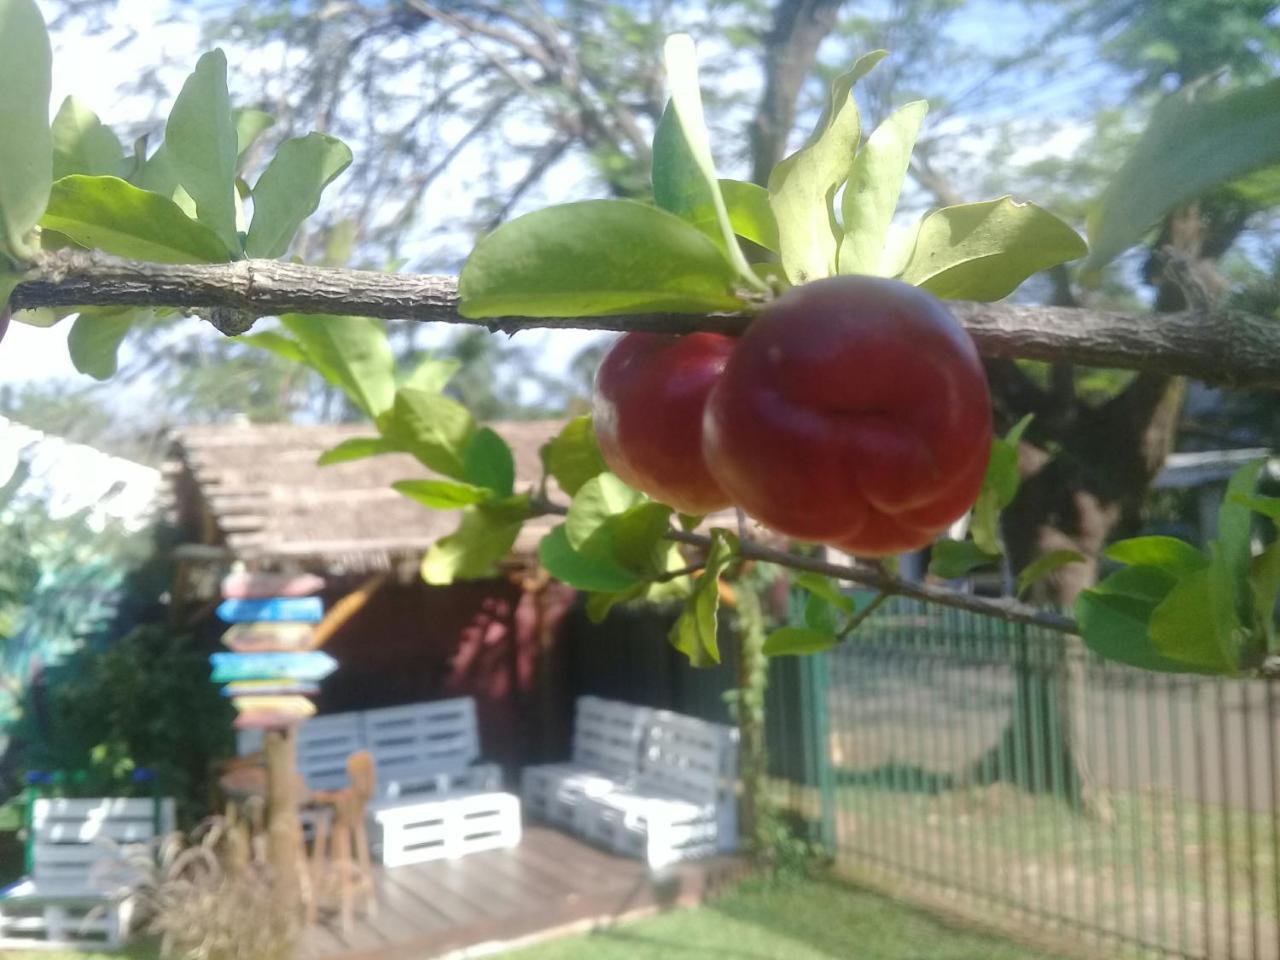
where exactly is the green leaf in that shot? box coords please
[0,271,21,311]
[585,584,648,624]
[0,0,52,260]
[1092,564,1180,604]
[609,502,675,575]
[378,387,475,479]
[720,180,779,253]
[236,329,307,364]
[538,524,643,592]
[1148,553,1239,674]
[541,414,607,496]
[233,108,274,163]
[768,51,886,285]
[279,314,397,418]
[929,539,1001,579]
[400,355,461,393]
[970,437,1019,554]
[245,133,352,259]
[1016,549,1086,598]
[41,176,230,263]
[1076,586,1209,674]
[67,307,139,380]
[764,626,837,657]
[165,49,240,255]
[839,100,928,276]
[393,478,493,509]
[661,35,762,291]
[316,437,397,466]
[1248,538,1280,654]
[896,197,1086,301]
[1217,460,1266,617]
[793,572,855,614]
[463,427,515,498]
[1230,494,1280,520]
[458,199,744,318]
[669,530,736,667]
[566,473,644,550]
[804,594,838,633]
[422,498,530,585]
[51,97,124,180]
[1085,79,1280,274]
[1105,536,1208,576]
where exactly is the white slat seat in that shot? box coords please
[361,698,501,801]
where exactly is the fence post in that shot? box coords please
[800,650,836,851]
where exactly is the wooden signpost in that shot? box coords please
[211,571,331,918]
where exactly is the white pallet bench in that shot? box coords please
[371,790,520,868]
[0,796,175,947]
[575,710,738,869]
[521,696,652,828]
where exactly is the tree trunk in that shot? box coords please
[732,584,770,860]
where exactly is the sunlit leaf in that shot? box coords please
[393,478,492,509]
[236,329,307,364]
[669,530,736,666]
[538,524,643,592]
[462,427,515,498]
[0,0,52,260]
[541,415,607,496]
[279,314,397,418]
[566,473,644,550]
[41,176,230,263]
[1148,546,1239,674]
[67,307,140,380]
[1076,566,1211,673]
[793,572,855,614]
[1085,79,1280,274]
[422,497,530,585]
[316,437,396,466]
[245,133,352,259]
[1016,549,1086,598]
[1105,536,1207,576]
[1249,539,1280,654]
[51,97,124,180]
[459,199,744,317]
[768,51,886,284]
[839,100,927,276]
[165,49,240,254]
[763,626,837,657]
[400,355,461,393]
[233,108,274,163]
[378,387,475,479]
[896,197,1086,300]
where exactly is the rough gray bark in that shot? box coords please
[9,251,1280,390]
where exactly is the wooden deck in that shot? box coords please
[301,826,744,960]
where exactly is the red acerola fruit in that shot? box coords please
[593,332,736,515]
[702,275,992,556]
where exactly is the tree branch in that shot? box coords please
[10,250,1280,390]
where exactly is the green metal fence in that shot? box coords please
[781,596,1280,960]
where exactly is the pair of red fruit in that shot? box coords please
[592,276,993,557]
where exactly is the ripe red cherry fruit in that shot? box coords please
[702,276,992,556]
[593,332,735,515]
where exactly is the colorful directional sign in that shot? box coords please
[221,680,321,698]
[216,596,324,624]
[231,695,316,718]
[221,572,326,599]
[221,623,317,653]
[210,650,338,683]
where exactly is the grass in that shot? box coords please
[496,875,1062,960]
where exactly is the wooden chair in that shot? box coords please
[309,751,376,933]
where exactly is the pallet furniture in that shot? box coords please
[0,796,175,947]
[574,708,738,869]
[521,696,652,828]
[371,790,521,867]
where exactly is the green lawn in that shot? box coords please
[497,875,1062,960]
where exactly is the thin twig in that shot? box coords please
[838,590,891,639]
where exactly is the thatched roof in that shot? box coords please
[166,420,564,573]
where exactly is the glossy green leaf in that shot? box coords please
[279,314,397,419]
[585,584,648,624]
[1105,536,1208,576]
[669,530,736,667]
[1217,460,1266,618]
[970,441,1017,554]
[839,100,928,276]
[236,329,307,364]
[793,572,855,614]
[422,498,530,585]
[804,594,838,633]
[896,197,1086,301]
[0,0,52,260]
[720,180,779,253]
[768,51,886,284]
[400,356,461,393]
[1092,564,1180,604]
[538,524,643,592]
[1076,586,1210,674]
[51,97,124,180]
[378,387,475,479]
[245,133,352,258]
[929,539,1000,579]
[540,415,607,496]
[1249,539,1280,653]
[1231,494,1280,521]
[463,427,515,498]
[316,437,396,466]
[661,35,762,290]
[67,307,139,380]
[41,176,230,263]
[1016,549,1086,598]
[393,478,493,509]
[165,49,240,254]
[764,626,837,657]
[609,502,675,575]
[458,199,744,318]
[1148,552,1239,674]
[234,108,274,162]
[1085,79,1280,274]
[566,473,644,550]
